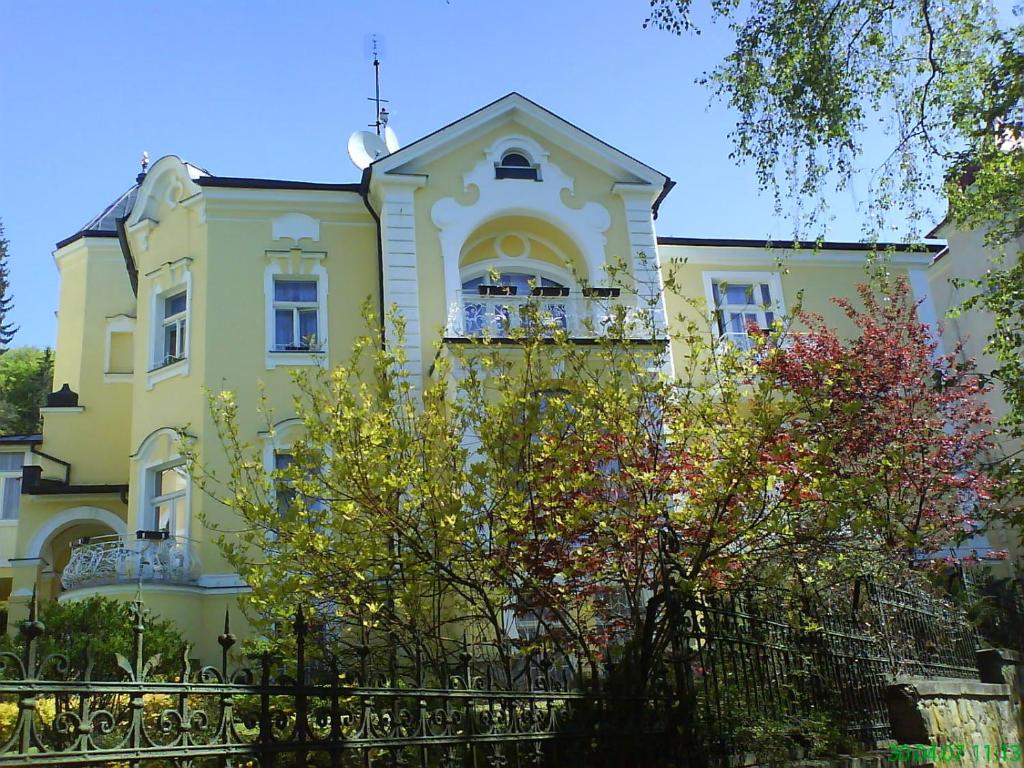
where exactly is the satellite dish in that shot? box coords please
[347,130,388,170]
[384,126,400,153]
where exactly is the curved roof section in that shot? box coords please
[55,160,211,250]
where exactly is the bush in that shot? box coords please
[1,596,188,681]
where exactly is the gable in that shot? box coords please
[373,93,669,191]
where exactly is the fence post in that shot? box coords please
[16,588,42,757]
[218,609,237,766]
[294,607,309,767]
[259,651,275,768]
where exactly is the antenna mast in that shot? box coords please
[367,34,389,136]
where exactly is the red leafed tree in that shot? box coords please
[757,277,996,564]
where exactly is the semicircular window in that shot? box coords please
[495,151,539,181]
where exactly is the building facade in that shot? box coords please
[2,94,961,661]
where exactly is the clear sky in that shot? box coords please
[0,0,946,349]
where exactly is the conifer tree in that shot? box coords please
[0,221,18,352]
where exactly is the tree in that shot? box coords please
[646,0,1023,542]
[0,221,17,351]
[194,278,992,692]
[0,347,53,435]
[646,0,1021,242]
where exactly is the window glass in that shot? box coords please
[1,477,20,520]
[275,280,317,302]
[165,293,186,317]
[156,465,187,496]
[275,310,294,346]
[298,309,318,340]
[0,454,24,472]
[500,152,531,167]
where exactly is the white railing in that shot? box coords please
[60,533,201,591]
[449,290,658,338]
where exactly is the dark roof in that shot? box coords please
[196,176,362,192]
[657,236,945,253]
[56,185,139,249]
[0,434,42,445]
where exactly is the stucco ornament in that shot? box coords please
[431,135,612,333]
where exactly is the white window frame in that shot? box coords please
[0,452,24,523]
[144,458,190,538]
[702,271,785,347]
[146,261,192,389]
[272,277,321,352]
[103,315,136,384]
[265,251,329,369]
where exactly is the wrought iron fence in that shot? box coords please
[0,573,992,767]
[0,597,676,767]
[672,576,980,761]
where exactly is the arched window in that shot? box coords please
[495,150,539,181]
[461,269,570,336]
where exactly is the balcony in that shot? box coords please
[447,288,657,339]
[60,532,201,591]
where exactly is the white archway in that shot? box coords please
[26,506,128,562]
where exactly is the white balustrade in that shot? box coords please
[60,533,201,591]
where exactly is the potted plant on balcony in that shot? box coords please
[582,286,621,298]
[530,286,570,297]
[478,284,517,296]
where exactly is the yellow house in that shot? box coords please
[2,93,952,661]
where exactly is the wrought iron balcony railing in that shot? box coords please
[448,290,658,339]
[60,532,201,591]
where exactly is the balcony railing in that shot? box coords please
[60,532,201,591]
[449,289,656,339]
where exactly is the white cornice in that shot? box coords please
[373,93,666,188]
[660,245,935,268]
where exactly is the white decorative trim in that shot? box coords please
[146,263,193,390]
[39,406,84,414]
[263,250,329,370]
[431,135,612,338]
[196,572,249,589]
[272,213,321,243]
[615,185,671,344]
[377,176,427,389]
[373,93,667,189]
[59,582,252,601]
[125,156,205,250]
[104,315,136,383]
[662,246,935,268]
[25,506,128,562]
[701,271,787,326]
[907,267,944,356]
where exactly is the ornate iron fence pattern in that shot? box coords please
[0,597,675,767]
[674,576,980,759]
[0,574,992,766]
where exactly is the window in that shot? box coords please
[149,463,187,536]
[273,279,320,352]
[706,274,783,349]
[157,291,187,368]
[461,271,568,336]
[0,453,23,521]
[274,451,295,516]
[495,151,539,181]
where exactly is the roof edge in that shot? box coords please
[657,236,945,254]
[55,230,120,250]
[196,176,362,192]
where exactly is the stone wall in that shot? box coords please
[886,675,1022,768]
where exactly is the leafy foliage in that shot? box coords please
[0,596,188,680]
[0,346,52,435]
[646,0,1021,241]
[0,221,15,351]
[194,275,994,691]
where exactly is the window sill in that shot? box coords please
[104,372,134,384]
[146,357,189,390]
[0,519,18,526]
[265,349,327,369]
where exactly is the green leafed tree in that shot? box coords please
[192,270,992,691]
[646,0,1024,539]
[0,347,53,436]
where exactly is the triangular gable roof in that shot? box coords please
[371,92,670,191]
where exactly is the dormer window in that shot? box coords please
[495,151,539,181]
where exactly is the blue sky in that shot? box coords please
[0,1,946,348]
